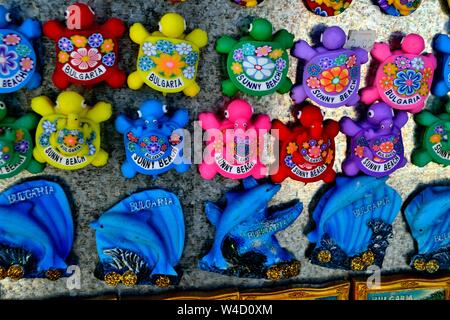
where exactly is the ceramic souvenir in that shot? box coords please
[405,186,450,273]
[0,102,45,178]
[340,102,408,177]
[360,34,436,114]
[304,0,353,17]
[291,26,368,107]
[199,177,303,280]
[376,0,421,16]
[115,99,189,178]
[43,3,126,89]
[0,180,73,280]
[412,101,450,167]
[0,5,41,93]
[308,176,401,271]
[431,34,450,97]
[128,13,208,97]
[91,189,184,287]
[216,17,294,97]
[32,91,112,170]
[199,99,271,180]
[271,105,339,184]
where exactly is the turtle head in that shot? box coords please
[248,18,273,41]
[138,99,167,127]
[225,99,253,130]
[65,3,95,30]
[297,105,324,139]
[55,91,87,117]
[0,101,7,121]
[67,113,80,129]
[366,102,395,129]
[159,13,186,38]
[402,34,425,55]
[322,26,346,50]
[0,6,12,28]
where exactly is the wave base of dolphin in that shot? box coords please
[91,189,185,287]
[199,177,303,280]
[405,186,450,274]
[0,180,73,280]
[307,176,401,271]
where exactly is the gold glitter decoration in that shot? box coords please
[122,271,138,286]
[351,257,365,271]
[0,267,7,280]
[425,260,440,273]
[45,269,62,281]
[413,258,426,271]
[266,266,282,280]
[361,251,375,266]
[7,265,24,280]
[317,250,332,263]
[155,275,171,288]
[104,272,122,286]
[283,261,301,278]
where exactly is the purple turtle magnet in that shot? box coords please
[340,102,408,177]
[291,26,368,108]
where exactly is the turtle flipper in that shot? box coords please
[411,148,432,167]
[27,159,45,174]
[87,102,113,123]
[127,71,145,90]
[26,73,42,90]
[215,36,237,54]
[183,82,200,97]
[431,79,449,97]
[277,77,292,94]
[14,113,39,130]
[185,29,208,49]
[31,96,55,117]
[221,79,239,97]
[121,161,137,179]
[33,147,46,164]
[91,149,109,167]
[272,29,294,49]
[129,23,151,44]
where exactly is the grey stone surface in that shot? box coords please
[0,0,449,299]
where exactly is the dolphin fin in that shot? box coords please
[243,177,258,189]
[205,202,222,226]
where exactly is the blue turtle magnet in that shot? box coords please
[0,5,42,93]
[115,99,190,179]
[405,186,450,274]
[432,34,450,97]
[308,176,401,271]
[199,177,303,280]
[91,189,185,287]
[0,180,73,281]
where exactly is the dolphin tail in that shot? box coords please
[205,202,222,226]
[200,250,230,271]
[37,253,67,272]
[151,258,178,276]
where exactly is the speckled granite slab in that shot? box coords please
[0,0,449,299]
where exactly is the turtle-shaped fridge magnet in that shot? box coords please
[360,33,436,114]
[32,91,112,170]
[412,101,450,167]
[376,0,422,16]
[291,26,368,108]
[216,17,294,97]
[270,105,339,184]
[431,34,450,97]
[0,101,45,178]
[43,2,126,89]
[128,13,208,97]
[0,5,42,93]
[304,0,353,17]
[340,102,408,177]
[115,99,190,179]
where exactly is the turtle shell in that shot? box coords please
[375,53,433,111]
[305,0,353,17]
[226,40,289,96]
[350,130,405,176]
[422,119,450,166]
[136,36,200,93]
[303,49,361,108]
[0,121,34,178]
[124,128,185,176]
[35,115,101,170]
[54,30,119,85]
[0,29,37,93]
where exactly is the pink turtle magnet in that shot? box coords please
[360,34,436,114]
[199,99,271,180]
[43,3,126,89]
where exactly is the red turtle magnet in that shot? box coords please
[43,3,126,89]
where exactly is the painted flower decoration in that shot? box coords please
[434,125,445,134]
[231,62,243,75]
[39,135,50,147]
[175,42,192,55]
[14,140,29,153]
[58,37,74,52]
[183,66,196,79]
[63,134,78,147]
[383,63,398,76]
[101,39,114,53]
[242,56,275,81]
[88,144,96,156]
[319,57,334,70]
[350,66,360,79]
[334,54,348,66]
[156,40,174,54]
[102,53,116,67]
[418,82,429,96]
[284,155,296,168]
[308,145,321,158]
[379,141,394,153]
[242,43,256,56]
[20,57,34,72]
[306,76,320,89]
[71,35,88,48]
[422,67,433,81]
[169,133,182,145]
[286,142,298,155]
[142,42,157,56]
[354,145,365,158]
[395,56,411,70]
[255,45,272,57]
[346,55,357,68]
[3,34,21,46]
[185,51,199,66]
[307,64,321,77]
[127,132,139,143]
[88,33,103,48]
[42,120,56,134]
[233,49,244,62]
[393,69,422,96]
[15,129,24,141]
[314,7,328,17]
[0,45,18,76]
[275,58,286,71]
[325,150,334,164]
[147,142,161,155]
[153,53,186,77]
[411,57,424,70]
[58,51,69,63]
[379,76,393,90]
[269,49,283,59]
[70,48,101,70]
[16,44,32,57]
[320,67,349,93]
[429,134,442,144]
[139,56,155,71]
